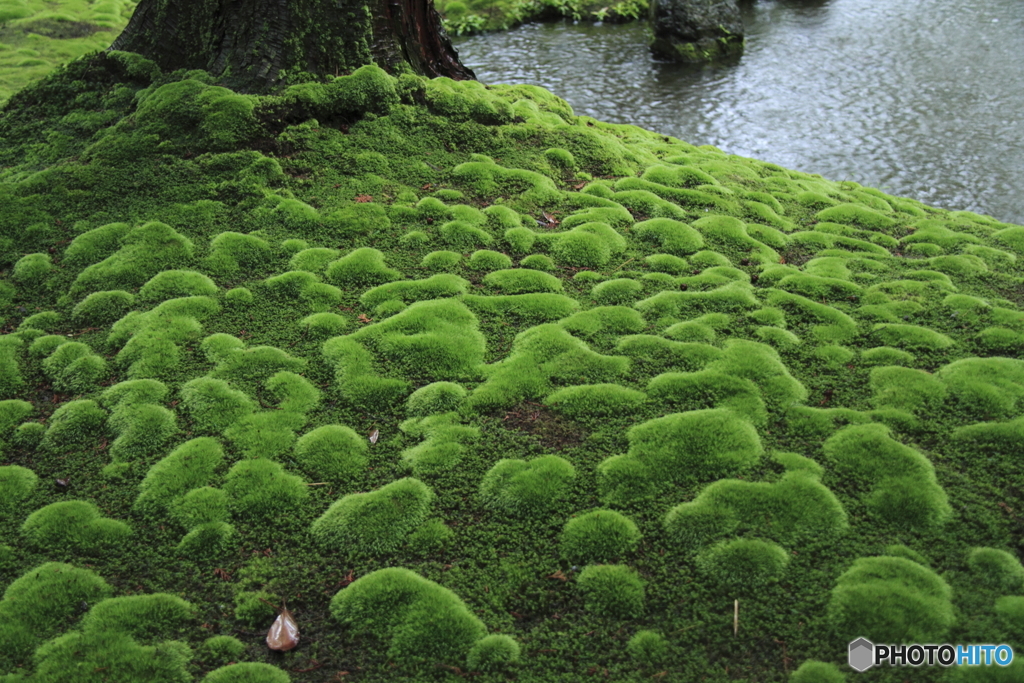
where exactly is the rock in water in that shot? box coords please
[266,606,300,651]
[650,0,745,63]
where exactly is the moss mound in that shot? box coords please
[0,45,1022,682]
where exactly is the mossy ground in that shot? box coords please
[436,0,648,35]
[1,41,1024,683]
[0,0,136,106]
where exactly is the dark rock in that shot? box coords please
[650,0,745,63]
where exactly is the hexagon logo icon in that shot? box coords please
[849,637,875,672]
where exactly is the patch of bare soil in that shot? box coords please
[499,401,586,451]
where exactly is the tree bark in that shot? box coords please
[107,0,475,92]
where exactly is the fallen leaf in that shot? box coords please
[546,570,568,581]
[354,194,373,203]
[368,429,379,444]
[55,478,70,488]
[356,314,373,324]
[542,211,559,226]
[267,604,300,652]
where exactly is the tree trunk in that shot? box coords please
[107,0,475,92]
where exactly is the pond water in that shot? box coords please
[453,0,1024,224]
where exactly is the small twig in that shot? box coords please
[733,599,739,636]
[608,258,635,274]
[306,482,330,486]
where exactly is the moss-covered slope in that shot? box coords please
[2,51,1024,683]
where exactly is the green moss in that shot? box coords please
[0,336,26,400]
[13,252,53,284]
[325,201,390,237]
[696,538,790,590]
[664,470,847,550]
[824,423,932,480]
[293,424,367,483]
[72,290,135,325]
[21,500,132,554]
[790,661,845,683]
[644,253,688,275]
[198,635,246,665]
[0,563,113,671]
[224,287,254,305]
[576,564,645,618]
[72,222,194,296]
[544,383,646,418]
[483,268,563,294]
[860,346,914,367]
[399,412,479,475]
[19,310,60,331]
[169,486,229,528]
[330,568,487,669]
[177,521,235,556]
[62,222,132,267]
[560,306,645,337]
[869,365,947,414]
[312,477,433,554]
[501,226,536,254]
[815,204,896,230]
[0,464,37,513]
[80,593,194,641]
[233,590,279,627]
[289,247,340,273]
[870,323,954,350]
[626,630,669,667]
[346,298,484,380]
[407,382,467,416]
[518,254,554,271]
[107,402,178,465]
[633,217,703,255]
[224,458,308,521]
[995,596,1024,642]
[41,399,107,450]
[135,438,225,514]
[646,370,767,427]
[139,269,217,302]
[966,547,1024,593]
[202,663,291,683]
[466,634,520,672]
[591,278,643,304]
[827,556,953,643]
[599,409,762,504]
[936,357,1024,421]
[468,249,513,271]
[325,247,402,286]
[406,518,454,555]
[41,340,108,393]
[468,323,626,410]
[180,377,256,433]
[480,455,575,516]
[560,509,641,564]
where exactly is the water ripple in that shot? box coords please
[454,0,1024,223]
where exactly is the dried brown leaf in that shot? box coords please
[267,606,300,652]
[368,429,379,444]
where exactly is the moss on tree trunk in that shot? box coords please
[107,0,475,91]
